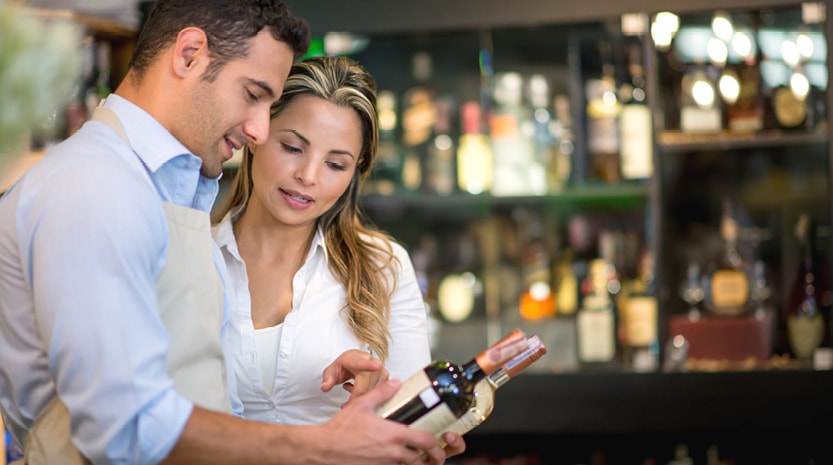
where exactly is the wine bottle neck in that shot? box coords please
[489,368,510,388]
[462,359,487,383]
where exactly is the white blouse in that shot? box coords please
[212,213,432,425]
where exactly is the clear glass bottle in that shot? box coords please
[489,72,535,195]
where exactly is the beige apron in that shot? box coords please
[15,106,232,465]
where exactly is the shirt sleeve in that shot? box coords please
[384,242,432,380]
[21,144,193,465]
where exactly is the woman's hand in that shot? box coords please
[321,349,389,403]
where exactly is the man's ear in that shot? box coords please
[172,27,209,78]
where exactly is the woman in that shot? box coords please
[211,56,431,424]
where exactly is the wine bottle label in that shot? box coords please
[441,380,494,439]
[619,103,653,180]
[680,106,722,133]
[624,296,658,347]
[577,308,615,362]
[478,330,529,371]
[710,270,749,311]
[376,371,458,434]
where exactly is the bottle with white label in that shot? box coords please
[576,259,617,365]
[619,42,653,181]
[438,335,547,443]
[376,329,529,434]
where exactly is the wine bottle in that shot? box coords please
[619,41,653,181]
[621,249,658,371]
[585,40,622,183]
[456,100,493,194]
[786,213,826,360]
[438,335,547,443]
[576,258,617,365]
[376,329,528,433]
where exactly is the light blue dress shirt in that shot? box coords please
[0,95,240,465]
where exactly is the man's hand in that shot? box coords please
[312,379,460,465]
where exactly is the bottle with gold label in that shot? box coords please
[703,199,751,317]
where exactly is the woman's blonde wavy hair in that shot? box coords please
[212,56,400,361]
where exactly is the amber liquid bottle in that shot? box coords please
[703,200,750,317]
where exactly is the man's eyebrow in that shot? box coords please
[247,78,276,99]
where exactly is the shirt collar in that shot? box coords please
[306,226,329,264]
[213,209,329,265]
[103,94,192,173]
[103,94,219,211]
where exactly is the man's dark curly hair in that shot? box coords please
[129,0,310,83]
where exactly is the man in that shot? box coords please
[0,1,464,464]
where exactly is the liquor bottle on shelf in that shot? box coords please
[703,199,750,317]
[456,100,493,195]
[576,258,618,366]
[365,89,402,195]
[518,213,555,320]
[769,73,826,132]
[770,83,808,131]
[526,73,554,194]
[550,93,574,189]
[786,213,826,360]
[618,41,653,181]
[436,231,482,324]
[489,72,535,196]
[679,65,723,133]
[554,250,579,317]
[585,40,621,183]
[725,57,764,133]
[376,329,529,434]
[437,335,547,444]
[620,249,658,371]
[425,97,456,195]
[399,51,437,192]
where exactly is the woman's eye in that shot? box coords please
[247,90,259,103]
[327,161,347,171]
[281,143,301,153]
